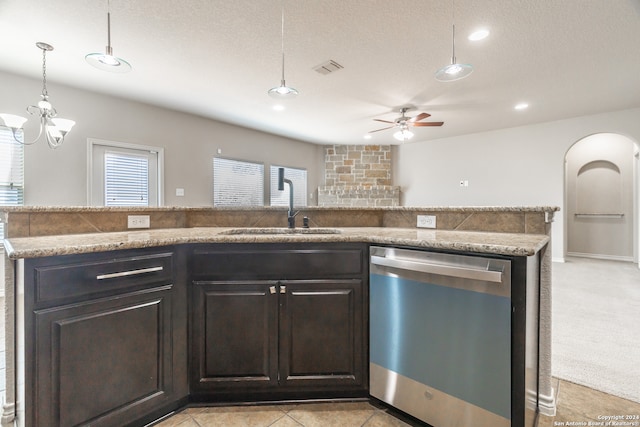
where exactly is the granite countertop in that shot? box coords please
[1,205,560,213]
[3,227,550,259]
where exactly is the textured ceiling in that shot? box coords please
[1,0,640,145]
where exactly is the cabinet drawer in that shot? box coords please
[33,251,174,305]
[191,243,365,279]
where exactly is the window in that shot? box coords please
[104,151,149,206]
[213,157,264,206]
[0,126,24,238]
[270,165,307,207]
[88,139,162,206]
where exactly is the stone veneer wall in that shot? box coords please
[318,145,400,207]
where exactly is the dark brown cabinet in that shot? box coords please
[189,243,368,402]
[20,247,188,427]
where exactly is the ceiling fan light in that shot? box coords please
[393,129,414,141]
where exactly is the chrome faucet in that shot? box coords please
[278,167,297,228]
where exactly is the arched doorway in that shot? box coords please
[565,133,639,263]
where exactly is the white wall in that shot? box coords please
[0,71,324,207]
[394,108,640,261]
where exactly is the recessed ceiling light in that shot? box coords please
[468,29,490,41]
[363,134,372,140]
[273,104,285,111]
[514,103,529,110]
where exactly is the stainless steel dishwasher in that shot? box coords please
[369,246,524,427]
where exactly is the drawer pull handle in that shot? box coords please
[96,266,163,280]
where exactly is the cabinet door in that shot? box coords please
[279,279,365,390]
[190,281,279,396]
[33,286,174,427]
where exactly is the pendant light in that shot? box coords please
[0,42,76,149]
[85,0,131,73]
[435,0,473,82]
[268,1,298,98]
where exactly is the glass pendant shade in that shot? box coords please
[435,62,473,81]
[0,113,28,129]
[435,23,473,82]
[268,81,299,98]
[51,118,76,133]
[86,51,131,73]
[86,2,132,73]
[268,4,298,98]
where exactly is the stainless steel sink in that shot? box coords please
[220,227,342,235]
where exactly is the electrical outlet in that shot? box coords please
[417,215,436,229]
[127,215,150,229]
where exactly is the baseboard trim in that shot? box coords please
[567,252,634,262]
[537,388,556,417]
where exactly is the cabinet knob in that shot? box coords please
[280,285,286,294]
[269,286,276,294]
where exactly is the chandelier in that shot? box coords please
[0,42,76,149]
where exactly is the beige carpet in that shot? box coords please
[552,257,640,403]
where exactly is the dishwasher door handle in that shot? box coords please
[370,255,503,283]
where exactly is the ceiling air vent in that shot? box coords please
[313,60,344,75]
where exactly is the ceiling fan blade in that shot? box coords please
[411,121,444,127]
[411,112,431,122]
[369,126,395,133]
[373,119,395,124]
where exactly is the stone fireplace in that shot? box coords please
[318,145,400,207]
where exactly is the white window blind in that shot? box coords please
[104,151,149,206]
[270,165,307,207]
[213,157,264,206]
[0,127,24,238]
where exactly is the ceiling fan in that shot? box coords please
[370,107,444,141]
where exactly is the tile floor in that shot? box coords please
[153,401,415,427]
[154,378,640,427]
[538,378,640,427]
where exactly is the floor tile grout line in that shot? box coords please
[265,411,295,427]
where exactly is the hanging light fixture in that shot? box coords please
[435,0,473,82]
[268,1,298,98]
[0,42,76,149]
[85,0,131,73]
[393,126,414,142]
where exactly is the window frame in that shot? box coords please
[87,138,164,207]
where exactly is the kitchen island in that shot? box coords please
[1,206,558,427]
